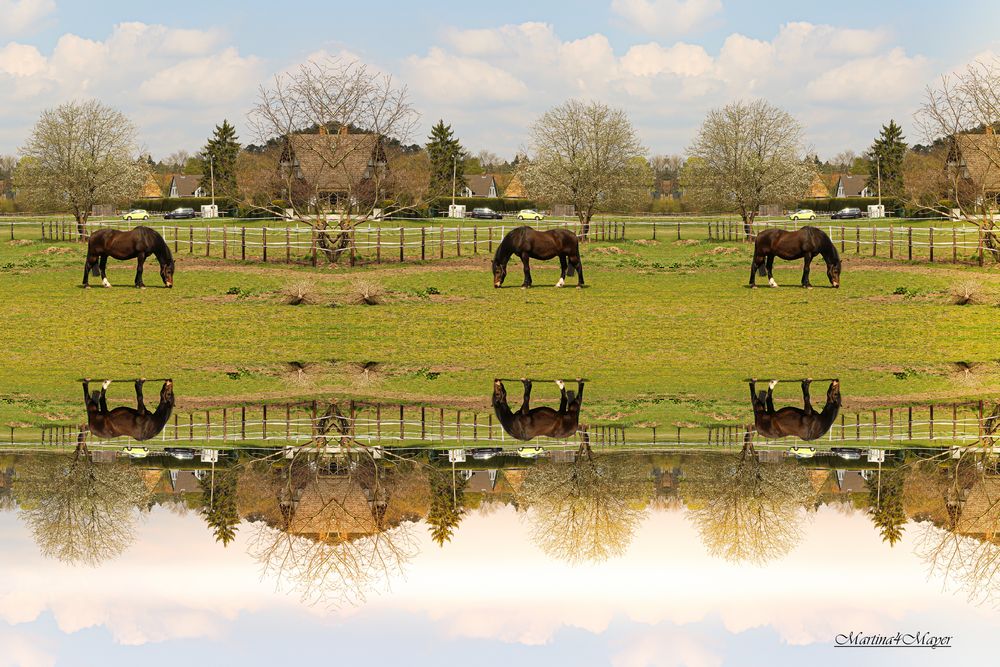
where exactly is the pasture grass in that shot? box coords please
[2,233,1000,428]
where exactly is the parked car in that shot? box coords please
[471,207,503,220]
[831,207,863,220]
[164,207,197,220]
[788,446,816,458]
[122,209,149,221]
[516,209,544,221]
[165,447,197,460]
[789,209,816,221]
[517,446,545,458]
[471,447,503,460]
[121,446,149,458]
[831,447,863,460]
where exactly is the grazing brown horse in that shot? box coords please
[492,226,584,288]
[492,379,585,441]
[750,226,840,288]
[750,379,840,441]
[83,379,174,441]
[83,226,174,288]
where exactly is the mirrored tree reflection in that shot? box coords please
[200,467,241,547]
[245,449,420,607]
[912,446,1000,605]
[866,466,907,546]
[12,433,150,566]
[681,432,814,565]
[517,439,651,564]
[426,467,467,547]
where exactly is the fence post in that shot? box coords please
[889,224,894,259]
[263,226,268,262]
[677,220,681,240]
[621,222,626,240]
[952,227,957,263]
[978,226,984,266]
[286,227,291,263]
[707,221,712,240]
[929,227,934,263]
[241,226,246,261]
[871,225,876,257]
[349,227,356,267]
[310,229,317,267]
[376,225,382,264]
[8,222,12,241]
[421,226,426,260]
[652,221,657,240]
[399,227,404,262]
[908,227,912,260]
[456,224,461,257]
[439,224,444,259]
[840,225,845,252]
[854,226,860,254]
[222,225,228,259]
[488,225,493,252]
[473,225,478,254]
[189,227,194,254]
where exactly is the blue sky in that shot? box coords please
[1,0,998,160]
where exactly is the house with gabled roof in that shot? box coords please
[951,131,1000,198]
[168,174,207,198]
[460,174,499,198]
[834,174,873,198]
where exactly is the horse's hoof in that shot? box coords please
[102,380,112,390]
[555,380,565,390]
[576,285,582,289]
[749,284,756,289]
[82,284,90,289]
[768,380,778,390]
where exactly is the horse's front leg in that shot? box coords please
[749,256,761,287]
[134,253,146,288]
[99,379,111,412]
[520,254,532,288]
[766,256,777,288]
[99,256,111,288]
[135,379,147,414]
[766,379,777,412]
[801,379,813,414]
[801,254,813,288]
[520,379,532,414]
[556,255,567,288]
[556,379,567,411]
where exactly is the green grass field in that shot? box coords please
[3,230,1000,429]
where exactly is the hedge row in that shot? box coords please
[796,197,902,213]
[130,197,236,213]
[428,196,538,214]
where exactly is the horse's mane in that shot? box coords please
[492,228,520,265]
[147,228,173,265]
[818,230,840,267]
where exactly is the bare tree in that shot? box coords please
[15,100,148,238]
[680,438,814,565]
[13,442,150,566]
[914,58,1000,256]
[475,149,503,173]
[245,57,419,261]
[162,150,191,172]
[517,447,651,564]
[522,100,650,237]
[830,149,858,173]
[683,99,812,238]
[0,154,17,180]
[649,153,685,181]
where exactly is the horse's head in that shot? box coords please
[826,379,841,405]
[160,259,175,288]
[491,259,507,288]
[492,379,508,405]
[160,379,175,405]
[827,259,841,288]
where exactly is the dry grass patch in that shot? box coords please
[950,280,984,305]
[346,277,386,305]
[280,279,321,305]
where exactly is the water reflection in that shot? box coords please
[83,379,175,441]
[492,379,586,443]
[750,379,841,441]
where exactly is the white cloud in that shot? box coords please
[404,47,528,103]
[611,0,722,36]
[0,0,55,37]
[140,48,261,105]
[806,47,928,103]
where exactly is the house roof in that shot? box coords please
[171,470,202,494]
[837,175,869,197]
[286,132,381,193]
[805,173,829,198]
[464,174,496,197]
[954,133,1000,192]
[502,173,527,198]
[287,476,382,541]
[170,174,204,197]
[954,476,1000,539]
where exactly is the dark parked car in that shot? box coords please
[831,207,863,220]
[831,447,863,460]
[470,207,503,220]
[471,447,503,460]
[165,447,197,460]
[164,207,197,219]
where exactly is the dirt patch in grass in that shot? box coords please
[8,239,33,247]
[38,246,74,255]
[704,246,740,256]
[593,246,627,255]
[633,239,659,246]
[674,239,700,246]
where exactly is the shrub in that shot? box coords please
[280,280,319,305]
[950,281,983,305]
[346,277,385,305]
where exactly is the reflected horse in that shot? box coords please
[83,226,174,288]
[492,379,585,440]
[83,379,174,441]
[750,226,840,288]
[750,379,840,441]
[492,226,584,288]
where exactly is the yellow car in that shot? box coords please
[121,446,149,458]
[789,209,816,221]
[516,209,544,221]
[123,209,149,221]
[788,446,816,458]
[518,446,545,458]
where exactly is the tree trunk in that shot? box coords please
[314,218,351,263]
[742,210,756,241]
[75,210,89,241]
[578,212,591,240]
